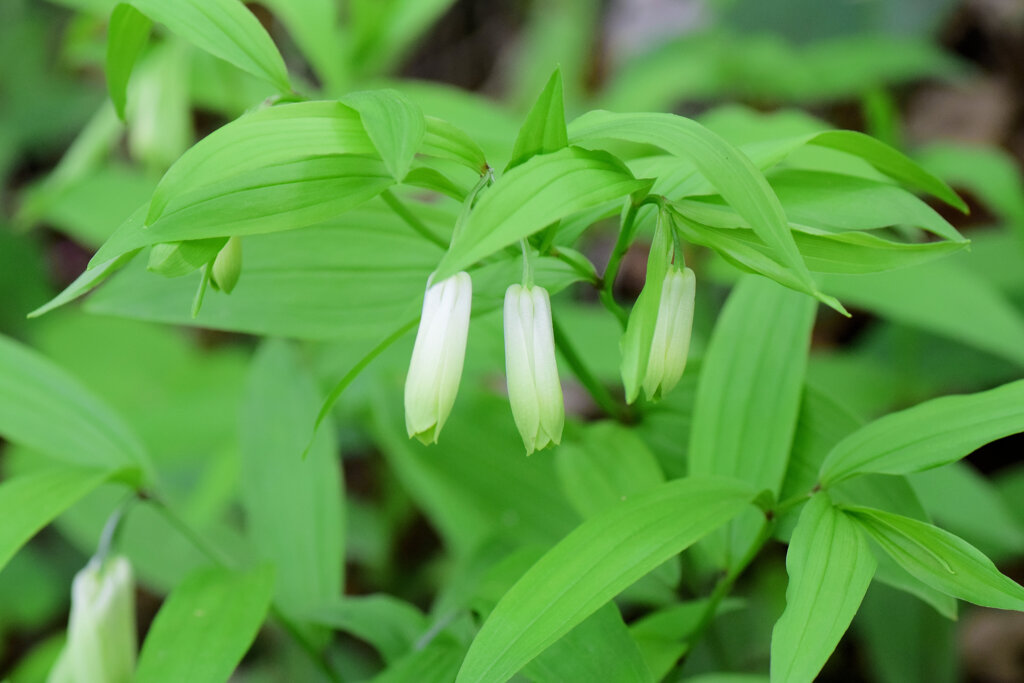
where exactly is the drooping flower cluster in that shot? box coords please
[403,210,694,453]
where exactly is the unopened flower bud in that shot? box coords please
[641,267,695,400]
[211,235,243,294]
[504,284,564,454]
[405,272,473,444]
[50,556,137,683]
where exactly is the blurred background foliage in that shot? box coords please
[1,0,1023,681]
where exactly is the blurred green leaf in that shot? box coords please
[455,476,754,683]
[845,506,1024,610]
[770,494,875,683]
[130,0,290,93]
[371,633,465,683]
[308,595,427,664]
[105,3,151,120]
[240,341,343,617]
[820,378,1024,485]
[0,466,117,574]
[135,565,275,683]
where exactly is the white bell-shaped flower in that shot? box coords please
[641,267,696,400]
[49,556,137,683]
[504,284,564,453]
[404,272,473,444]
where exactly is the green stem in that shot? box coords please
[381,189,448,249]
[681,517,776,663]
[551,316,629,422]
[146,495,343,683]
[600,202,642,329]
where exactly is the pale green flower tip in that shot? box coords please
[211,235,243,294]
[640,266,696,402]
[404,271,473,446]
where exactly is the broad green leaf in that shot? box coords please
[689,276,815,565]
[910,462,1024,560]
[434,146,648,279]
[0,466,117,575]
[98,155,393,262]
[422,115,488,172]
[145,101,374,223]
[820,378,1024,485]
[507,69,568,170]
[258,0,343,91]
[240,341,343,617]
[872,550,958,620]
[569,110,842,313]
[135,565,275,683]
[308,595,427,664]
[454,476,754,683]
[0,334,148,477]
[629,599,742,679]
[555,421,665,520]
[771,494,876,683]
[844,506,1024,610]
[342,89,425,181]
[105,4,151,120]
[524,603,653,683]
[130,0,290,93]
[820,260,1024,368]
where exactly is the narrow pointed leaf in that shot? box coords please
[130,0,290,93]
[770,494,876,683]
[455,476,755,683]
[820,379,1024,485]
[507,69,568,170]
[845,506,1024,611]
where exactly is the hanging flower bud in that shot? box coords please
[49,556,137,683]
[211,236,243,293]
[405,272,473,444]
[504,284,564,454]
[620,211,695,403]
[641,267,696,400]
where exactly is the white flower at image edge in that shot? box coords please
[504,283,564,454]
[48,556,137,683]
[405,272,473,444]
[642,267,696,400]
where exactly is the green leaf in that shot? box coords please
[844,506,1024,610]
[307,595,427,664]
[507,68,568,170]
[820,378,1024,485]
[435,146,647,279]
[689,276,815,565]
[240,341,343,616]
[770,494,876,683]
[145,101,374,224]
[96,155,393,261]
[258,0,343,91]
[0,466,118,574]
[148,238,227,278]
[629,599,742,680]
[130,0,290,93]
[819,260,1024,368]
[372,633,465,683]
[342,89,425,181]
[422,116,488,172]
[910,462,1024,560]
[523,603,653,683]
[0,334,148,477]
[454,476,755,683]
[135,565,275,683]
[569,110,843,313]
[105,4,151,120]
[555,421,665,520]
